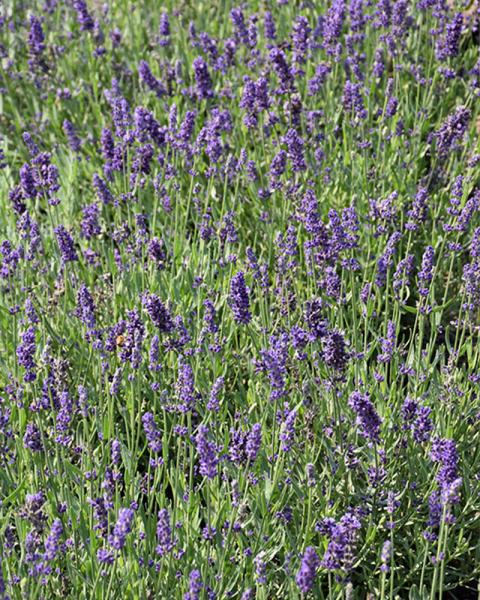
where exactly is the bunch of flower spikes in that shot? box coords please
[320,511,362,575]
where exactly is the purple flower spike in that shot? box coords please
[229,271,251,324]
[296,546,320,594]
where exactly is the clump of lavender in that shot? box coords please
[2,1,480,595]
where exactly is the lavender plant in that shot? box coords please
[1,0,480,598]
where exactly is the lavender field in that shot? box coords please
[1,0,480,598]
